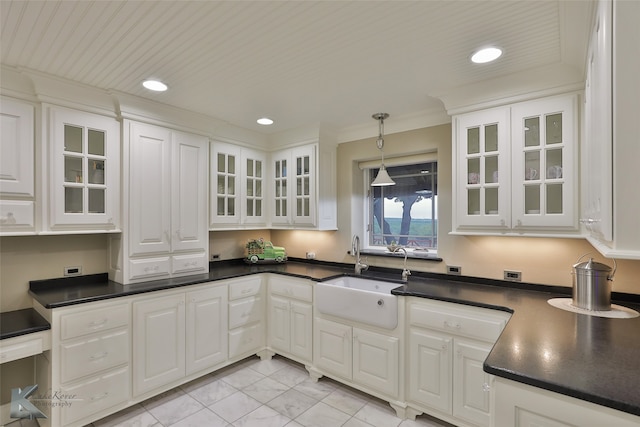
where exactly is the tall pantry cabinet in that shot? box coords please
[109,120,209,284]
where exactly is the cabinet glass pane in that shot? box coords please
[467,158,480,184]
[524,151,540,181]
[217,176,225,195]
[304,199,309,216]
[546,113,562,144]
[228,176,235,195]
[88,188,105,213]
[275,201,281,216]
[88,160,104,184]
[256,160,262,178]
[256,180,262,197]
[304,156,310,174]
[546,184,563,214]
[546,149,563,178]
[217,153,225,173]
[228,155,235,174]
[65,156,83,183]
[525,185,541,214]
[275,161,281,178]
[256,200,262,216]
[247,159,254,177]
[217,197,225,215]
[64,125,83,153]
[485,156,498,183]
[247,178,254,197]
[282,199,287,216]
[485,124,498,152]
[485,187,498,214]
[275,182,280,197]
[467,127,480,154]
[297,199,302,216]
[87,129,105,156]
[303,177,309,196]
[524,117,540,147]
[468,188,480,215]
[65,187,83,213]
[297,177,302,196]
[282,179,286,194]
[247,201,253,216]
[227,198,235,215]
[282,160,287,177]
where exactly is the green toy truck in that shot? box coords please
[245,238,287,263]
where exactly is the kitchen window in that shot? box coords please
[366,161,438,252]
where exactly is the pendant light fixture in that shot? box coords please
[371,113,395,186]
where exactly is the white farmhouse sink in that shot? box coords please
[315,276,400,329]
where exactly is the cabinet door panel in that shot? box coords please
[290,301,312,361]
[129,122,171,255]
[172,131,208,252]
[186,286,227,375]
[0,97,34,197]
[408,328,452,413]
[133,294,185,396]
[453,338,492,427]
[353,327,399,397]
[314,317,351,379]
[269,295,290,353]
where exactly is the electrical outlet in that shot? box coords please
[447,265,461,275]
[504,270,522,281]
[210,254,220,261]
[64,266,82,276]
[306,252,316,260]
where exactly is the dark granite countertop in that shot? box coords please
[27,259,640,417]
[1,308,51,340]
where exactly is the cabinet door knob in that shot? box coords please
[482,382,491,392]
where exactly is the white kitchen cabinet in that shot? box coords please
[314,317,399,398]
[110,120,208,284]
[227,275,265,360]
[132,292,186,396]
[582,0,640,259]
[407,298,510,427]
[36,298,131,427]
[186,285,228,375]
[453,94,579,236]
[43,104,120,233]
[270,142,337,230]
[0,96,35,234]
[268,275,313,364]
[492,377,640,427]
[210,141,266,229]
[133,282,228,397]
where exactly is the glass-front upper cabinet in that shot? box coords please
[511,95,577,229]
[291,145,316,226]
[455,107,510,229]
[242,148,266,225]
[46,105,119,232]
[210,141,240,226]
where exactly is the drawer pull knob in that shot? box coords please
[482,383,491,392]
[377,299,384,307]
[89,352,108,361]
[88,319,108,329]
[443,320,461,329]
[90,391,109,402]
[241,289,251,294]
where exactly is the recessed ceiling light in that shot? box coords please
[142,80,168,91]
[471,47,503,64]
[257,117,274,125]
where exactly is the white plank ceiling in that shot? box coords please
[1,0,593,139]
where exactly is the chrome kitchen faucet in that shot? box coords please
[352,235,368,275]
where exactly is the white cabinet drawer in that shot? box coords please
[60,328,129,383]
[409,298,509,342]
[172,252,207,274]
[270,277,312,302]
[61,366,129,426]
[229,322,264,359]
[229,296,263,329]
[60,303,129,340]
[228,276,262,300]
[0,335,43,364]
[128,256,171,281]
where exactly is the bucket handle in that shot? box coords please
[574,252,617,281]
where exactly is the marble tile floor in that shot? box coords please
[79,355,454,427]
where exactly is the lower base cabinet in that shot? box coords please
[493,377,640,427]
[407,297,510,427]
[314,316,400,399]
[132,282,227,397]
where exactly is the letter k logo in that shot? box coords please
[10,384,46,419]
